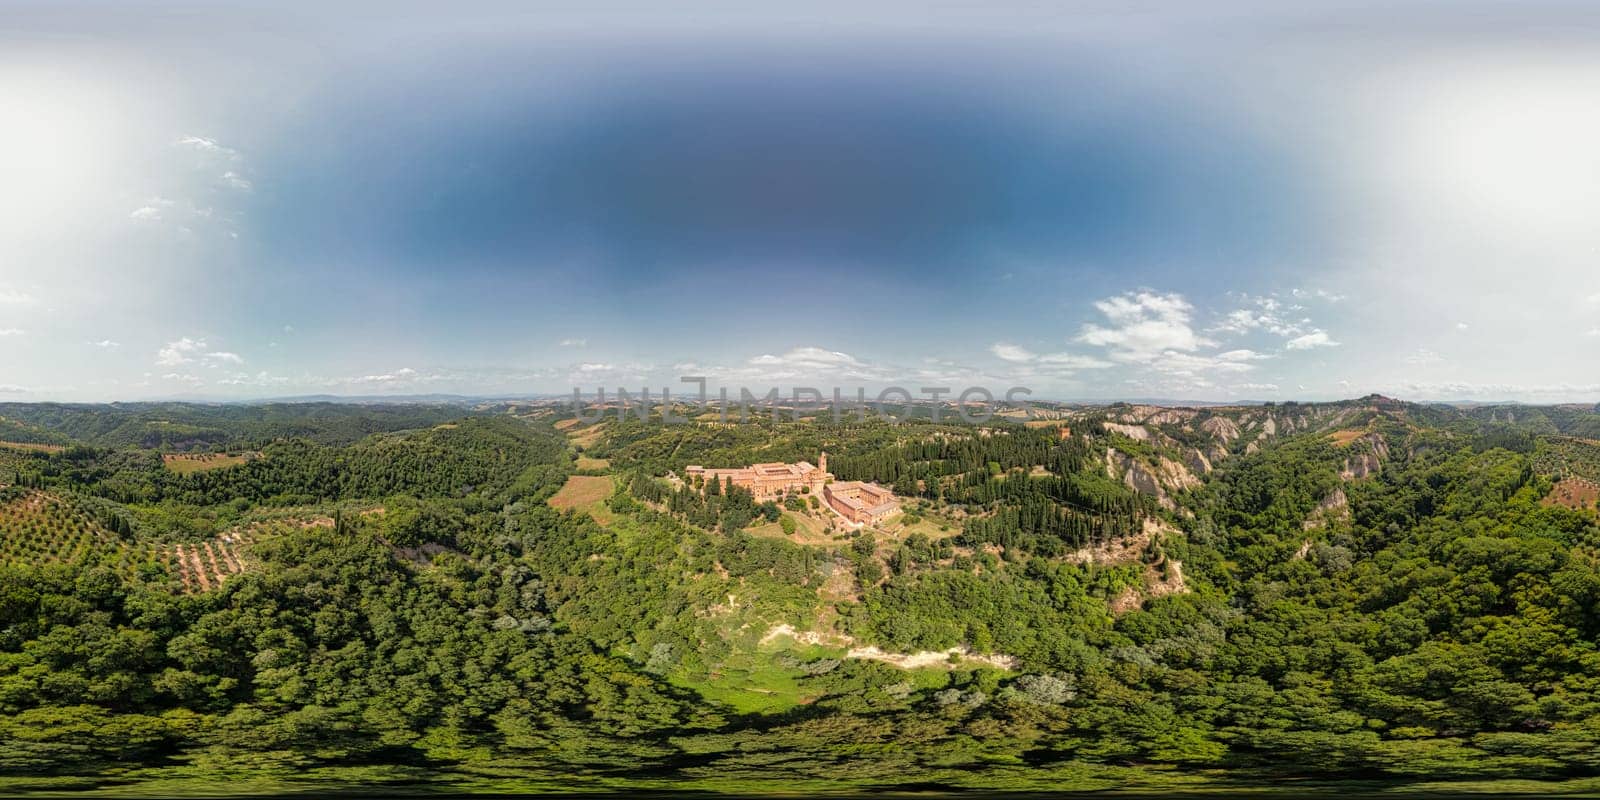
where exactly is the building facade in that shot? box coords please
[685,452,830,499]
[686,452,902,526]
[824,480,902,525]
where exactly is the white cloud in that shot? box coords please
[0,288,37,306]
[1456,322,1470,330]
[177,135,236,157]
[156,337,245,368]
[353,367,419,383]
[1035,352,1113,369]
[0,328,25,337]
[1291,288,1347,303]
[1393,381,1600,400]
[129,196,179,223]
[1588,327,1600,337]
[220,170,252,190]
[1072,292,1292,391]
[0,385,27,395]
[1235,382,1280,392]
[217,371,291,387]
[756,346,857,366]
[1286,330,1341,350]
[1155,351,1258,376]
[1212,294,1313,338]
[559,338,588,347]
[1404,348,1445,366]
[990,342,1112,370]
[156,337,207,366]
[1214,309,1266,335]
[89,340,120,349]
[732,346,897,383]
[1587,292,1600,304]
[1078,290,1212,361]
[1216,349,1270,362]
[745,347,874,376]
[990,342,1036,363]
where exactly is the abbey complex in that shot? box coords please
[685,452,902,526]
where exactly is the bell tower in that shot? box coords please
[818,450,828,475]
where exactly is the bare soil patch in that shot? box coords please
[549,475,615,523]
[1545,477,1600,511]
[1327,429,1368,446]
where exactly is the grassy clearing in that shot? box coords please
[667,626,859,714]
[162,452,255,474]
[668,650,819,714]
[890,509,963,541]
[744,508,840,545]
[0,441,65,454]
[1327,429,1368,446]
[563,421,607,449]
[548,474,615,525]
[575,455,610,471]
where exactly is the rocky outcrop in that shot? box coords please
[1156,456,1202,491]
[1340,434,1389,480]
[1184,448,1213,475]
[1303,487,1350,530]
[1105,450,1200,511]
[1102,520,1189,614]
[1103,422,1151,440]
[1201,417,1241,445]
[1144,409,1197,426]
[1067,517,1174,566]
[1107,449,1171,509]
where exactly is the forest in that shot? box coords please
[2,397,1600,795]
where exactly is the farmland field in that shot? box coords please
[162,452,257,473]
[0,440,66,454]
[1545,476,1600,511]
[0,487,315,591]
[547,474,615,524]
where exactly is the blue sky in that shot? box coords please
[3,2,1600,402]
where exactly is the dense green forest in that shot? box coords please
[0,402,469,450]
[4,398,1600,795]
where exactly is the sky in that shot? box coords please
[3,1,1600,403]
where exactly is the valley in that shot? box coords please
[2,396,1600,795]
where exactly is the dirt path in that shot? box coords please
[760,623,1018,670]
[845,644,1018,670]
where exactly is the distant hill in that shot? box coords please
[0,401,475,449]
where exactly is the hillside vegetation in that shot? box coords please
[2,397,1600,795]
